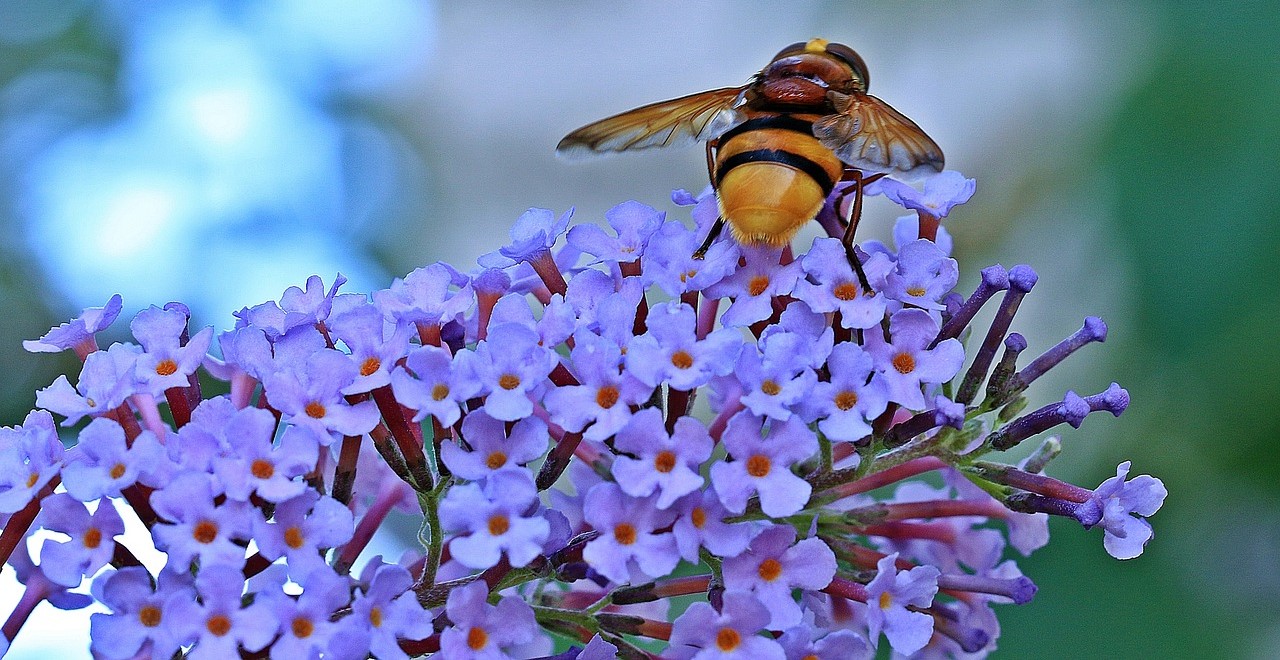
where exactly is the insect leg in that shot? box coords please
[692,219,725,261]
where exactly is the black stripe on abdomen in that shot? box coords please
[716,149,834,195]
[718,115,814,145]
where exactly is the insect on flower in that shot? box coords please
[557,38,944,262]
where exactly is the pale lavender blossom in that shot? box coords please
[626,301,741,391]
[864,552,940,656]
[711,412,818,518]
[567,199,664,263]
[440,411,548,480]
[262,348,381,445]
[37,493,125,587]
[704,245,804,327]
[882,240,958,311]
[722,525,837,629]
[252,490,354,577]
[439,469,550,569]
[793,237,891,330]
[864,309,964,409]
[36,342,141,425]
[582,483,679,584]
[166,565,277,659]
[0,410,65,513]
[671,488,760,563]
[611,409,712,509]
[391,344,480,427]
[800,342,889,443]
[24,294,123,355]
[545,331,653,441]
[665,591,784,660]
[1078,461,1167,560]
[869,170,976,218]
[130,305,214,396]
[438,581,540,659]
[328,564,431,660]
[89,566,193,660]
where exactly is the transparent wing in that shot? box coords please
[813,92,944,180]
[556,87,747,158]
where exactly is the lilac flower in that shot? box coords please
[710,412,818,518]
[37,493,124,587]
[257,566,351,660]
[130,305,214,396]
[778,627,873,660]
[882,239,958,311]
[864,552,940,656]
[892,215,953,255]
[671,488,760,562]
[167,565,277,659]
[480,207,574,267]
[440,470,551,569]
[735,332,817,421]
[626,301,741,391]
[722,525,837,629]
[793,238,890,330]
[150,473,253,570]
[643,219,739,296]
[328,301,413,394]
[611,409,712,509]
[758,301,834,370]
[438,581,540,659]
[869,170,976,219]
[582,483,679,584]
[544,331,653,441]
[253,489,354,577]
[567,199,664,263]
[800,342,890,443]
[664,591,784,660]
[36,342,141,425]
[263,348,381,445]
[1077,461,1167,560]
[236,274,347,339]
[391,344,480,427]
[864,309,964,409]
[0,410,65,513]
[457,321,558,421]
[64,419,167,502]
[24,293,123,356]
[704,245,804,327]
[205,325,273,388]
[329,564,432,660]
[89,567,194,660]
[373,262,475,328]
[441,411,548,480]
[214,419,319,504]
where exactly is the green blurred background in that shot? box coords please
[1,1,1277,657]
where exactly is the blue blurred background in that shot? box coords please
[1,1,1277,657]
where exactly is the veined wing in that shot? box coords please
[556,87,747,158]
[813,91,944,180]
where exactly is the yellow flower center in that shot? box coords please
[834,391,858,411]
[431,383,450,401]
[485,451,508,470]
[760,379,781,396]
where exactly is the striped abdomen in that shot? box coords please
[714,113,845,247]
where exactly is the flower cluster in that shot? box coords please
[0,170,1166,658]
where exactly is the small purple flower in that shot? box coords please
[24,293,123,356]
[391,344,480,428]
[327,301,413,395]
[735,333,818,421]
[722,525,837,629]
[214,417,319,504]
[253,490,355,578]
[1077,461,1167,560]
[611,409,712,509]
[0,410,65,513]
[704,245,804,327]
[329,564,432,660]
[480,207,574,267]
[582,483,679,584]
[710,412,817,518]
[544,331,653,441]
[882,239,958,311]
[151,474,253,571]
[373,262,474,328]
[262,348,381,445]
[441,411,548,480]
[89,566,194,660]
[864,552,940,656]
[800,343,890,443]
[671,488,759,562]
[758,302,834,370]
[778,627,873,660]
[567,199,664,263]
[62,419,166,502]
[167,565,277,659]
[130,305,214,396]
[869,170,976,219]
[643,219,739,296]
[864,309,964,409]
[793,238,890,330]
[36,342,142,426]
[892,215,953,255]
[438,581,540,659]
[664,591,784,660]
[257,566,351,660]
[457,321,558,421]
[626,301,741,391]
[439,469,550,569]
[281,273,348,327]
[37,493,125,587]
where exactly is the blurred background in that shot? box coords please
[1,0,1277,657]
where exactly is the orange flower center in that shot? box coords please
[613,523,637,546]
[138,605,162,628]
[82,528,103,549]
[109,463,127,480]
[206,614,231,637]
[595,385,620,409]
[690,506,707,529]
[292,616,314,639]
[879,591,894,609]
[25,472,38,488]
[498,374,521,390]
[906,286,927,297]
[485,451,508,470]
[250,459,274,479]
[304,401,326,418]
[653,450,677,474]
[154,359,178,376]
[192,520,219,544]
[760,379,781,396]
[833,282,859,301]
[757,557,783,582]
[834,391,858,411]
[746,455,771,478]
[284,526,305,549]
[747,275,770,297]
[488,514,510,536]
[359,357,381,376]
[670,350,694,370]
[369,606,383,628]
[716,627,742,651]
[467,626,489,650]
[431,383,450,401]
[892,352,916,374]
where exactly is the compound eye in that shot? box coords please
[772,41,808,60]
[824,42,870,89]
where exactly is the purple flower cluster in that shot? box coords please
[0,170,1165,658]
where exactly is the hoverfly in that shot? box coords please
[557,38,943,264]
